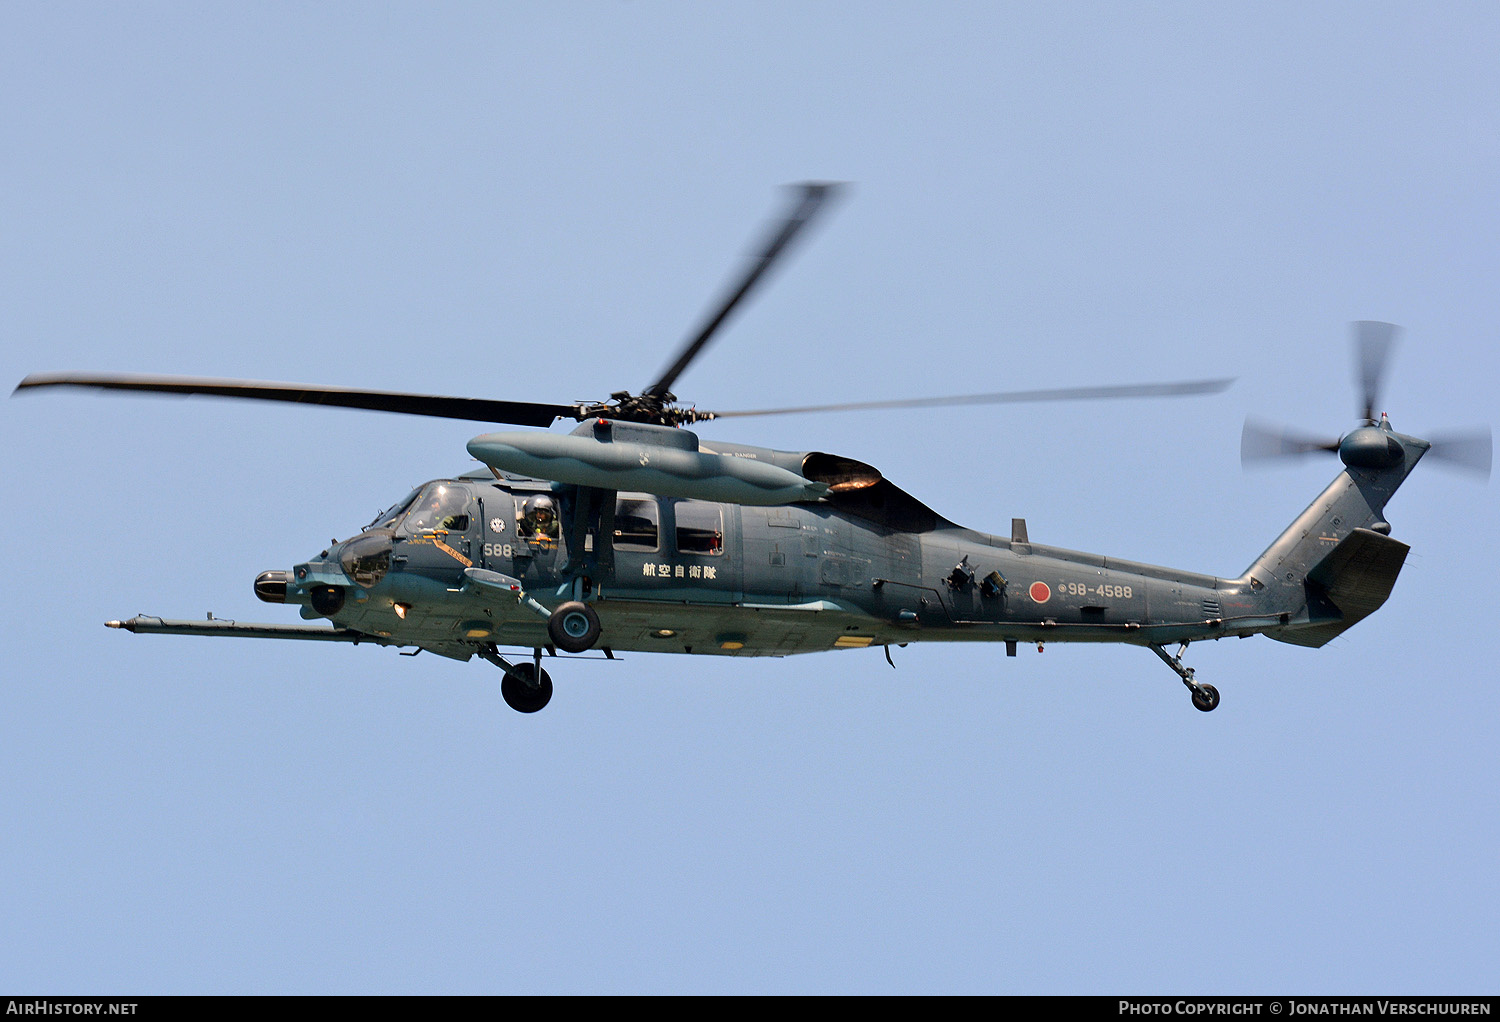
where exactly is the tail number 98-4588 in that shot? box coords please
[1060,582,1134,599]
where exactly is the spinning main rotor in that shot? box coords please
[16,183,1231,429]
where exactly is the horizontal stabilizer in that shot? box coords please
[1271,528,1409,647]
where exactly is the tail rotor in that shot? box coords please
[1424,429,1493,479]
[1240,420,1340,464]
[1354,320,1398,425]
[1241,322,1491,480]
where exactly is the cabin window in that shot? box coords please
[614,496,659,551]
[675,501,723,555]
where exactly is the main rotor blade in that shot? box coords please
[1354,321,1399,423]
[1241,419,1341,466]
[705,378,1235,420]
[644,181,844,400]
[1426,427,1492,479]
[13,373,578,428]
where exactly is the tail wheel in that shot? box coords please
[501,663,553,713]
[1191,684,1221,712]
[548,600,602,653]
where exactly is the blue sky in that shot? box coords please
[2,2,1497,994]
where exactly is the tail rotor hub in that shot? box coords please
[1338,426,1405,470]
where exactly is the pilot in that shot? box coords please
[519,496,560,548]
[411,487,465,532]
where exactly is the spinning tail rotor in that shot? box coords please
[1241,322,1491,481]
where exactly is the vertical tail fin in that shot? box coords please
[1238,423,1428,646]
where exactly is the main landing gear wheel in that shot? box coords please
[501,662,553,713]
[547,600,601,653]
[1148,643,1222,714]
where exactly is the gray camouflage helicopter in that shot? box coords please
[15,184,1491,713]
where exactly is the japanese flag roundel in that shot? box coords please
[1029,581,1051,604]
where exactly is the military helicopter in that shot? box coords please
[15,184,1491,713]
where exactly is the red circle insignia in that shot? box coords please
[1029,581,1052,604]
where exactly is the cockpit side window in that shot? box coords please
[402,482,470,534]
[518,495,560,548]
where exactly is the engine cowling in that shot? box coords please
[468,429,832,505]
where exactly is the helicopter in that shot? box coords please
[14,183,1491,713]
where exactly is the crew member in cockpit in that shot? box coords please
[519,496,560,549]
[408,486,466,532]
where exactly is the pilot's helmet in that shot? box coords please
[527,496,556,521]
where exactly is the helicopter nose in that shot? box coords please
[254,570,290,603]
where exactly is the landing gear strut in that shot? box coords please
[481,647,554,713]
[1148,642,1220,713]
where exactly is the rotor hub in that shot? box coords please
[574,391,717,427]
[1339,425,1405,470]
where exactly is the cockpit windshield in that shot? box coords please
[366,487,423,531]
[402,482,470,534]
